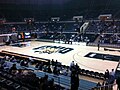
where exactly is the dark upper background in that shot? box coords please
[0,0,120,21]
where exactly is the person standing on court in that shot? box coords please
[97,40,100,51]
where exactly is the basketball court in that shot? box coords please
[0,41,119,73]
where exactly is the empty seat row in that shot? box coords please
[79,69,104,79]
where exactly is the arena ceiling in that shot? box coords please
[0,0,120,21]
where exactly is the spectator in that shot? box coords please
[42,75,49,90]
[15,69,24,81]
[70,61,75,70]
[104,69,109,80]
[51,59,55,66]
[109,69,115,77]
[0,58,5,65]
[10,56,15,61]
[15,69,23,77]
[20,59,29,67]
[43,65,47,72]
[0,63,4,69]
[48,78,55,90]
[105,81,109,90]
[71,63,80,90]
[102,80,107,86]
[38,62,44,70]
[35,63,39,68]
[55,60,58,67]
[47,66,52,73]
[67,68,71,77]
[53,66,58,75]
[3,61,12,70]
[9,63,17,73]
[75,63,80,73]
[5,55,10,61]
[96,82,102,90]
[10,56,17,62]
[71,70,79,90]
[116,77,120,90]
[109,69,115,84]
[29,57,34,64]
[96,82,101,87]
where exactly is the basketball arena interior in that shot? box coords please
[0,0,120,90]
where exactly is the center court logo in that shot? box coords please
[33,45,74,54]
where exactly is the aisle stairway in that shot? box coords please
[80,22,89,34]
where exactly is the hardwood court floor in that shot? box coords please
[0,41,119,74]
